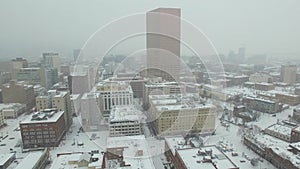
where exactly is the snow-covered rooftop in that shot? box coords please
[177,146,238,169]
[20,110,64,124]
[110,105,145,123]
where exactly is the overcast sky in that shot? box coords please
[0,0,299,59]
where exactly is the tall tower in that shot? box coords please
[280,64,297,84]
[146,8,181,81]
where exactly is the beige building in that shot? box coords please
[0,103,26,119]
[36,95,51,111]
[1,80,35,111]
[280,64,297,84]
[36,90,72,128]
[149,94,216,135]
[146,8,181,81]
[275,93,300,106]
[13,67,47,87]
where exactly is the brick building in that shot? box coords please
[19,109,66,149]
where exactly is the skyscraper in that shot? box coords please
[280,64,297,84]
[42,52,61,72]
[146,8,181,81]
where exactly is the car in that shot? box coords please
[0,144,6,146]
[240,160,246,163]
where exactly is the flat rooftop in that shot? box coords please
[177,146,238,169]
[156,103,213,111]
[15,151,44,169]
[110,105,145,123]
[107,135,155,169]
[266,124,293,137]
[20,110,64,124]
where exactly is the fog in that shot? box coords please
[0,0,299,59]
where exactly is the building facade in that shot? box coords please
[2,80,35,111]
[19,109,66,149]
[96,81,133,122]
[149,94,216,135]
[109,105,143,137]
[280,64,297,84]
[146,8,181,81]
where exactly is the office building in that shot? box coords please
[42,52,61,72]
[2,80,35,111]
[96,81,133,121]
[80,92,102,131]
[0,72,11,86]
[36,90,72,128]
[280,64,297,84]
[275,93,300,106]
[109,105,144,137]
[146,8,181,81]
[0,103,26,119]
[149,94,216,135]
[19,109,66,148]
[143,82,184,109]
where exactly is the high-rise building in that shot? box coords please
[11,58,28,70]
[280,64,297,84]
[2,80,35,111]
[42,52,61,72]
[146,8,181,81]
[11,58,28,79]
[73,49,81,62]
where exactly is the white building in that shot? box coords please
[80,92,102,131]
[96,81,133,122]
[109,105,145,137]
[249,73,273,83]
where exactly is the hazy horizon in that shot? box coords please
[0,0,299,59]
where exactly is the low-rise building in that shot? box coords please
[165,136,239,169]
[243,134,300,169]
[275,93,300,106]
[243,96,281,113]
[254,83,275,91]
[143,82,183,109]
[50,152,103,169]
[264,124,294,142]
[149,94,216,135]
[20,109,66,149]
[15,149,49,169]
[0,153,15,169]
[109,105,144,137]
[0,103,26,119]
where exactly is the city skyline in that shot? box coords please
[0,0,299,59]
